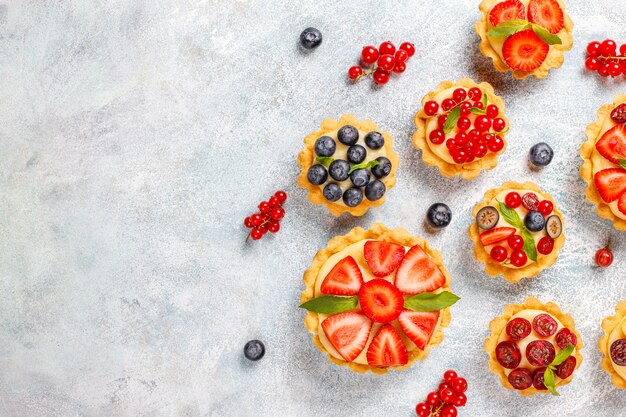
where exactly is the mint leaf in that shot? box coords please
[315,156,333,167]
[521,229,538,263]
[497,201,523,229]
[551,344,575,366]
[470,107,486,115]
[487,19,530,38]
[299,295,358,314]
[348,159,380,174]
[443,106,461,134]
[531,24,562,45]
[482,91,488,108]
[543,367,559,396]
[618,159,626,170]
[404,291,460,312]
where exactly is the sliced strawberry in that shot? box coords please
[320,256,364,296]
[479,227,516,246]
[489,0,526,27]
[364,240,406,277]
[502,30,549,72]
[358,279,404,323]
[596,125,626,165]
[321,312,372,362]
[594,168,626,203]
[395,244,446,295]
[618,192,626,216]
[366,324,408,367]
[398,310,439,350]
[528,0,564,34]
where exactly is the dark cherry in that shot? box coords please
[532,367,548,390]
[611,103,626,124]
[506,318,532,341]
[495,341,522,369]
[555,356,576,379]
[555,328,577,349]
[508,368,533,390]
[533,313,558,337]
[526,340,556,367]
[610,339,626,366]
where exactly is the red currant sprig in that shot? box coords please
[348,41,415,85]
[415,370,468,417]
[585,39,626,79]
[244,191,287,241]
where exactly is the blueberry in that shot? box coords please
[365,180,386,201]
[524,210,546,232]
[323,183,342,202]
[371,156,391,178]
[347,145,367,164]
[314,136,336,157]
[328,159,350,181]
[299,27,322,49]
[529,143,554,167]
[307,164,328,185]
[337,125,359,146]
[350,168,370,188]
[427,203,452,229]
[343,187,363,207]
[244,340,265,361]
[365,132,384,150]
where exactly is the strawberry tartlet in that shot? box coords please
[599,301,626,389]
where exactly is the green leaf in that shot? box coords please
[403,291,460,312]
[299,295,358,314]
[315,156,334,168]
[482,91,488,108]
[551,344,575,366]
[443,106,461,134]
[497,201,523,229]
[618,159,626,170]
[531,24,562,45]
[521,228,538,263]
[486,19,530,38]
[543,367,559,396]
[348,159,380,174]
[470,107,486,115]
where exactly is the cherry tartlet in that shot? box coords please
[599,301,626,389]
[300,223,458,374]
[413,79,509,179]
[485,297,583,396]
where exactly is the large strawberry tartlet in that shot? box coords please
[599,301,626,389]
[580,95,626,231]
[300,224,458,374]
[476,0,574,79]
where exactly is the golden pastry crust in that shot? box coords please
[485,297,583,396]
[297,115,399,217]
[300,223,453,374]
[599,301,626,389]
[580,95,626,231]
[468,181,565,282]
[475,0,574,79]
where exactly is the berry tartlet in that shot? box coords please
[599,301,626,389]
[469,181,565,282]
[297,115,399,216]
[580,95,626,231]
[485,297,582,396]
[300,223,458,374]
[476,0,574,79]
[413,79,509,180]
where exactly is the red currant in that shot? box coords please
[468,87,482,101]
[274,190,287,203]
[486,104,499,118]
[452,88,467,102]
[491,246,508,262]
[473,101,484,110]
[269,196,280,207]
[429,129,445,145]
[453,392,467,407]
[379,41,396,56]
[244,217,253,228]
[510,250,528,267]
[457,116,471,131]
[452,149,466,164]
[488,135,504,152]
[587,41,601,57]
[441,404,458,417]
[424,101,439,116]
[393,62,406,73]
[438,382,450,392]
[250,228,263,240]
[460,101,472,117]
[442,98,456,111]
[595,248,613,268]
[508,234,524,251]
[258,223,268,234]
[440,388,456,404]
[601,39,617,56]
[455,132,468,146]
[610,62,622,77]
[373,69,390,84]
[451,377,468,393]
[426,391,440,406]
[537,236,554,255]
[472,143,488,158]
[492,118,506,132]
[464,153,475,163]
[394,49,409,63]
[251,213,264,227]
[268,220,280,233]
[399,42,415,57]
[415,403,430,417]
[377,54,395,71]
[446,139,456,150]
[468,129,481,141]
[474,115,492,132]
[538,200,553,216]
[348,66,363,80]
[505,192,521,208]
[438,114,448,129]
[361,46,379,65]
[270,206,285,220]
[621,44,626,56]
[259,201,271,214]
[585,57,600,71]
[443,370,458,382]
[599,62,611,77]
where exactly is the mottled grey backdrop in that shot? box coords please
[0,0,625,416]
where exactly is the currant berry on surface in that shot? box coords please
[348,66,364,80]
[595,248,613,267]
[361,46,379,65]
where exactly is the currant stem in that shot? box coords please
[245,215,273,242]
[355,66,379,81]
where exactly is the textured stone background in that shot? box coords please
[1,0,626,416]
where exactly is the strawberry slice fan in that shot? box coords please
[594,125,626,216]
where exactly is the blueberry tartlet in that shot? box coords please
[469,181,565,282]
[580,95,626,231]
[297,115,399,216]
[599,301,626,389]
[485,297,582,396]
[413,79,509,180]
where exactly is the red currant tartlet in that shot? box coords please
[413,79,509,179]
[297,115,399,216]
[300,223,458,374]
[599,301,626,389]
[476,0,574,79]
[469,181,565,282]
[485,297,582,396]
[580,95,626,231]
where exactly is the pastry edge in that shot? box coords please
[598,300,626,389]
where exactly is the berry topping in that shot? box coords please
[610,339,626,366]
[321,256,364,296]
[399,42,415,57]
[442,98,456,111]
[424,101,439,116]
[365,131,384,150]
[307,164,328,185]
[492,118,506,132]
[532,367,548,390]
[329,159,351,181]
[430,129,445,145]
[533,313,558,337]
[490,246,508,262]
[365,180,386,201]
[508,234,524,251]
[555,356,576,379]
[502,30,549,72]
[342,187,363,207]
[521,192,540,211]
[538,200,554,216]
[366,324,408,367]
[322,312,372,362]
[555,328,577,349]
[350,168,371,188]
[347,144,367,164]
[508,368,533,390]
[506,317,532,340]
[395,244,446,295]
[398,310,439,350]
[545,215,562,239]
[510,250,528,267]
[364,240,406,277]
[300,27,323,49]
[611,104,626,124]
[314,136,336,157]
[594,168,626,203]
[453,88,467,102]
[537,236,554,255]
[476,206,500,230]
[505,192,522,208]
[358,279,404,323]
[595,125,626,165]
[244,340,266,361]
[528,0,564,34]
[371,156,392,178]
[479,227,516,246]
[486,104,500,118]
[595,247,614,268]
[427,203,452,229]
[468,87,482,101]
[524,210,545,232]
[361,46,379,65]
[526,340,556,366]
[496,341,522,369]
[337,125,359,146]
[489,0,526,27]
